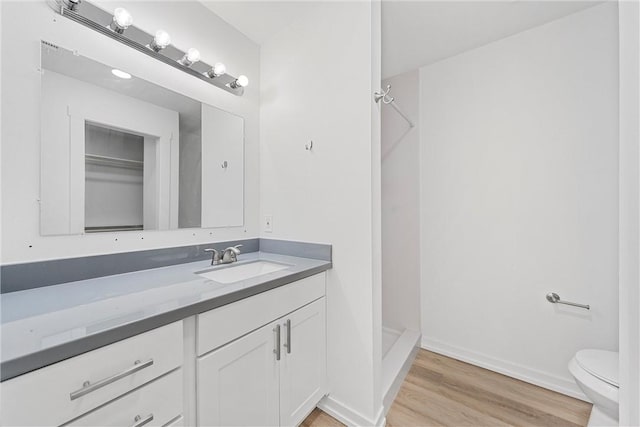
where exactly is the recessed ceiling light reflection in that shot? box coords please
[111,69,132,79]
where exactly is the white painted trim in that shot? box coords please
[382,329,420,396]
[618,1,640,425]
[317,395,385,427]
[382,325,403,336]
[382,330,420,412]
[421,337,589,402]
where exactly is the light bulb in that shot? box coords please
[231,75,249,89]
[206,62,226,78]
[186,48,200,62]
[236,75,249,87]
[179,48,200,67]
[62,0,81,11]
[213,62,226,76]
[114,8,133,27]
[150,30,171,52]
[110,8,133,34]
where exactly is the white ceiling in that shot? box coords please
[382,1,602,79]
[199,1,602,79]
[200,1,321,46]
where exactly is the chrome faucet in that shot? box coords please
[221,244,242,264]
[204,248,222,266]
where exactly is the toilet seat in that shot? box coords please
[575,349,619,388]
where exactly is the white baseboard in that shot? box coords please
[317,395,385,427]
[421,337,589,402]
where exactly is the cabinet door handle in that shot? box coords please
[273,324,281,361]
[69,359,154,400]
[131,414,154,427]
[284,319,292,354]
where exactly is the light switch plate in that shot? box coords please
[264,215,273,233]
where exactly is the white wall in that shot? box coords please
[178,114,202,229]
[200,104,244,228]
[381,70,421,333]
[1,0,260,263]
[419,3,619,399]
[618,0,640,424]
[260,2,383,424]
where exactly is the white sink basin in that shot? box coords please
[197,261,291,284]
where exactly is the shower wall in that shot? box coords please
[381,70,420,333]
[419,3,619,399]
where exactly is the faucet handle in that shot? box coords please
[224,244,242,255]
[221,245,242,263]
[204,248,221,265]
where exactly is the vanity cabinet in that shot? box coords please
[0,321,184,427]
[0,272,329,427]
[196,273,327,427]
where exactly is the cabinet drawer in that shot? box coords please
[197,273,325,356]
[67,369,182,427]
[0,321,183,427]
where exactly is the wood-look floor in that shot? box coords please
[302,349,592,427]
[301,408,347,427]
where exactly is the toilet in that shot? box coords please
[568,349,619,427]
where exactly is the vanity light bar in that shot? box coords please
[57,0,247,96]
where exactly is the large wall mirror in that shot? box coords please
[39,41,244,236]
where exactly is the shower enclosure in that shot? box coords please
[378,78,422,409]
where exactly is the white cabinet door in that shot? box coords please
[279,298,327,427]
[197,321,280,427]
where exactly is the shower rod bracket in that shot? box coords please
[374,85,394,104]
[374,84,415,128]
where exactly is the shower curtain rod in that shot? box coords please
[374,85,415,128]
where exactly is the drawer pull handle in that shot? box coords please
[131,414,154,427]
[284,319,292,354]
[69,359,154,400]
[273,324,281,361]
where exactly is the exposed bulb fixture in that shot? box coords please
[109,8,133,34]
[55,1,248,95]
[62,0,81,11]
[179,48,200,67]
[230,75,249,89]
[111,69,132,79]
[149,30,171,52]
[205,62,226,78]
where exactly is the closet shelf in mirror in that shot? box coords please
[85,154,144,170]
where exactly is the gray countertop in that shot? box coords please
[0,252,331,381]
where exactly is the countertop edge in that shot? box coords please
[0,261,331,382]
